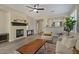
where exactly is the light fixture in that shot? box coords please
[33,9,37,12]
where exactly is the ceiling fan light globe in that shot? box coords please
[33,9,37,12]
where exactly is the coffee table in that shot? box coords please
[16,39,46,54]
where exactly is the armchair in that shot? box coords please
[41,32,52,40]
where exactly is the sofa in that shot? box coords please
[56,33,79,54]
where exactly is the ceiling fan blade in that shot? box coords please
[37,8,44,10]
[25,6,34,9]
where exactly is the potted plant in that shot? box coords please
[64,17,76,36]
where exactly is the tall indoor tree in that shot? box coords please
[64,17,76,36]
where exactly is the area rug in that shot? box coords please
[36,43,56,54]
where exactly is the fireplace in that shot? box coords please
[16,29,24,37]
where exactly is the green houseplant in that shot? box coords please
[64,17,76,36]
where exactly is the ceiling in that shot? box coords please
[5,4,75,18]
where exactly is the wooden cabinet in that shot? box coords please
[0,33,9,42]
[27,30,34,36]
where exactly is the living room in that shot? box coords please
[0,4,79,54]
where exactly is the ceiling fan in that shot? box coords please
[25,4,44,13]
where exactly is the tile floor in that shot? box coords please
[0,35,41,54]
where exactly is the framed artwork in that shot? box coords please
[52,21,63,27]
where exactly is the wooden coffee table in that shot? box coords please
[16,39,46,54]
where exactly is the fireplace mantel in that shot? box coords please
[11,22,28,26]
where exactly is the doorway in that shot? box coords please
[36,20,43,35]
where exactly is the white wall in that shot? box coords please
[0,5,37,42]
[77,5,79,32]
[70,8,77,33]
[41,17,64,35]
[6,9,28,42]
[10,9,26,21]
[0,10,8,33]
[27,16,37,34]
[52,19,64,35]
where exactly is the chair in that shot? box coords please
[41,32,52,40]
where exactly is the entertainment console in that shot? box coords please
[27,30,34,36]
